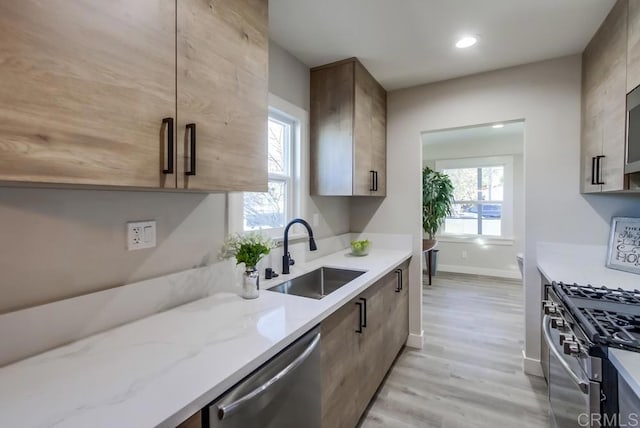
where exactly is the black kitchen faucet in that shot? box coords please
[282,218,317,274]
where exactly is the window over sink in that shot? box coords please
[228,94,303,239]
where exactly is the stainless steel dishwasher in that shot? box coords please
[208,326,321,428]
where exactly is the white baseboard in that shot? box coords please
[406,331,423,349]
[438,264,522,280]
[522,350,544,377]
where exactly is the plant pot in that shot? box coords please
[241,267,260,299]
[430,249,439,276]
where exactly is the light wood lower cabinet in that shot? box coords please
[175,410,202,428]
[320,261,410,428]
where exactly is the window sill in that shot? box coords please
[436,234,515,246]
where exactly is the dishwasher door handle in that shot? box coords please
[217,332,321,420]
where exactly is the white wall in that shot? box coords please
[423,132,524,278]
[351,55,640,363]
[0,41,350,314]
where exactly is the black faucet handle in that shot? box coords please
[287,252,295,266]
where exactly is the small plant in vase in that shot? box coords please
[220,232,274,299]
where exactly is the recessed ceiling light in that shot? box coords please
[492,123,504,129]
[455,36,477,49]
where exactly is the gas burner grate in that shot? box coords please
[556,282,640,305]
[581,308,640,351]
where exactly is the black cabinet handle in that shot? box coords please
[186,123,196,176]
[374,171,378,191]
[369,170,376,191]
[355,301,363,334]
[395,269,402,292]
[359,297,367,328]
[162,118,174,174]
[596,155,605,185]
[591,156,597,185]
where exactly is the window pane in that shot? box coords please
[482,218,501,236]
[444,203,479,235]
[268,119,287,174]
[480,166,504,201]
[244,180,286,231]
[442,168,478,201]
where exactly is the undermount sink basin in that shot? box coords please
[267,267,366,300]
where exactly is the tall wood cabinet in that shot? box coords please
[320,260,409,428]
[628,0,640,93]
[581,0,627,194]
[0,0,267,192]
[310,58,387,196]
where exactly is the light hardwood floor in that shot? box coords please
[360,272,550,428]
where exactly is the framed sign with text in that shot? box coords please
[606,217,640,274]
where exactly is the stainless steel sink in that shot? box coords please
[267,267,365,300]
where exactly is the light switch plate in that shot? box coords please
[127,221,156,250]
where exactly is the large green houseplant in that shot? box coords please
[422,166,454,240]
[422,166,454,278]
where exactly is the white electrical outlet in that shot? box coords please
[127,221,156,250]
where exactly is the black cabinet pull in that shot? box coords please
[355,301,363,334]
[591,156,597,185]
[359,297,367,328]
[186,123,197,176]
[596,155,605,185]
[162,118,174,174]
[369,170,376,191]
[374,171,378,191]
[395,269,402,292]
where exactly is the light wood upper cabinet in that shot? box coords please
[580,0,627,193]
[0,0,268,192]
[176,0,268,192]
[628,0,640,92]
[311,58,387,196]
[0,0,176,188]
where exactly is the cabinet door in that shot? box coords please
[353,62,375,196]
[600,0,628,192]
[356,281,386,415]
[176,0,268,192]
[320,298,362,428]
[310,61,355,196]
[628,0,640,93]
[0,0,176,188]
[371,82,387,197]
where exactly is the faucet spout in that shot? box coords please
[282,218,317,274]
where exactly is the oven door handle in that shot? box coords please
[542,315,589,394]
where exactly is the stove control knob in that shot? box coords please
[563,340,581,356]
[551,318,566,329]
[559,334,572,346]
[544,304,558,315]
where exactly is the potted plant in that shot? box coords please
[422,166,454,276]
[220,232,274,299]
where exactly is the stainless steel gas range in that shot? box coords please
[542,282,640,428]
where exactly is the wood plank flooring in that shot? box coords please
[360,272,550,428]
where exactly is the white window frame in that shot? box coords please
[435,156,514,242]
[228,94,305,240]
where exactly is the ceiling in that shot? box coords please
[422,121,524,146]
[269,0,615,90]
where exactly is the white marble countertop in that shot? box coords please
[537,242,640,401]
[536,242,640,290]
[0,247,411,428]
